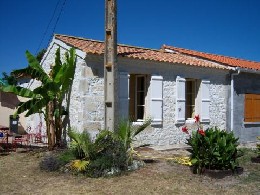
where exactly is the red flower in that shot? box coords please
[182,126,189,134]
[198,129,205,136]
[194,115,200,123]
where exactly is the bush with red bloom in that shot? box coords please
[197,129,205,136]
[182,126,189,134]
[194,115,200,123]
[180,115,240,174]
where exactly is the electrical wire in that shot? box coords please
[36,0,67,55]
[50,0,67,39]
[36,0,62,54]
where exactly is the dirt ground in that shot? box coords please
[0,147,259,195]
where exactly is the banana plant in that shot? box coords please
[0,48,76,150]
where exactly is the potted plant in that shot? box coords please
[251,136,260,163]
[182,115,243,178]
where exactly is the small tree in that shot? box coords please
[0,48,76,150]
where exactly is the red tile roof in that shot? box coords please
[162,45,260,70]
[55,34,230,70]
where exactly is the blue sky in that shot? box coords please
[1,0,260,75]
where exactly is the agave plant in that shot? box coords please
[0,48,76,149]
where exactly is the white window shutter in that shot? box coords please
[150,75,163,125]
[201,80,210,123]
[119,72,129,120]
[176,76,186,123]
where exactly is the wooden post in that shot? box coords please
[104,0,118,130]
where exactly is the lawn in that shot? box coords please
[0,147,259,195]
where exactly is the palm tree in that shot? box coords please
[0,48,76,150]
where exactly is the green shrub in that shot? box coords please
[187,127,239,174]
[66,119,150,177]
[67,129,128,176]
[87,130,128,177]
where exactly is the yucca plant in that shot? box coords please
[116,118,152,163]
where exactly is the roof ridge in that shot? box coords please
[163,44,260,64]
[55,34,162,52]
[55,34,104,44]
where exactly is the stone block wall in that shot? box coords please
[118,58,229,147]
[27,40,230,147]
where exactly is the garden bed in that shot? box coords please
[201,166,244,179]
[0,148,259,194]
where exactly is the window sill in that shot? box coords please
[132,121,144,126]
[176,119,210,125]
[244,122,260,125]
[185,118,196,124]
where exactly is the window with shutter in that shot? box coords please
[176,76,186,123]
[150,75,163,125]
[176,77,209,123]
[119,72,129,120]
[201,80,210,123]
[244,94,260,122]
[129,74,148,121]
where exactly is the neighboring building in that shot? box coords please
[0,78,27,133]
[29,34,260,147]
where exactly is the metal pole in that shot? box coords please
[104,0,118,130]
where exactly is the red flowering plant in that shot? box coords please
[181,115,240,174]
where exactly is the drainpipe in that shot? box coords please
[230,67,240,131]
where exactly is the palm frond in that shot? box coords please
[117,120,131,148]
[68,128,92,159]
[132,118,152,137]
[70,160,89,172]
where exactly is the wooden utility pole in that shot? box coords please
[104,0,118,130]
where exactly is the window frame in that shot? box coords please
[135,75,146,121]
[185,79,197,120]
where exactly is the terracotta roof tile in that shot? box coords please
[163,45,260,70]
[55,34,230,70]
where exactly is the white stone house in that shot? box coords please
[29,34,260,147]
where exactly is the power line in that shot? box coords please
[36,0,61,54]
[50,0,67,39]
[36,0,67,55]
